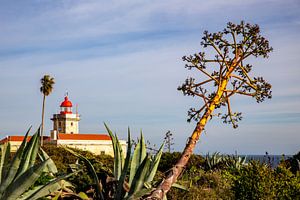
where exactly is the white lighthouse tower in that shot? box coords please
[50,95,80,139]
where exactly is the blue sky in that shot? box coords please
[0,0,299,155]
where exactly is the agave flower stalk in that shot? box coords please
[148,21,273,199]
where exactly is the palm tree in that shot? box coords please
[40,75,55,146]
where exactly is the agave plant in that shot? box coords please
[204,152,223,171]
[223,155,247,170]
[0,127,79,200]
[64,124,166,200]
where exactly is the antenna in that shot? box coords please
[76,104,78,115]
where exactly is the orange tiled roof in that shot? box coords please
[0,136,50,144]
[0,134,111,144]
[57,133,111,140]
[0,136,32,144]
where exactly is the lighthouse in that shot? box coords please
[50,95,80,139]
[1,94,127,156]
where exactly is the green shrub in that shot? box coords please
[43,144,113,174]
[43,144,114,193]
[159,152,204,173]
[232,161,300,200]
[167,169,233,200]
[285,151,300,174]
[273,166,300,199]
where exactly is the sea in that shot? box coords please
[240,154,292,168]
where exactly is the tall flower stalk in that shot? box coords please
[148,21,273,199]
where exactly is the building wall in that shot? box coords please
[6,139,127,158]
[56,139,127,157]
[52,113,80,134]
[7,141,22,152]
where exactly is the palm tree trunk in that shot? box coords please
[147,78,229,199]
[41,95,46,146]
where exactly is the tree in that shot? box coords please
[147,21,273,199]
[40,75,55,146]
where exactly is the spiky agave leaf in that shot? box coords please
[116,128,132,200]
[104,123,124,180]
[62,146,104,200]
[38,148,58,174]
[127,154,151,197]
[129,132,146,186]
[15,128,40,179]
[126,188,155,200]
[0,142,10,184]
[0,126,32,197]
[146,142,165,183]
[18,170,80,200]
[1,159,50,200]
[115,134,124,180]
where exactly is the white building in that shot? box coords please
[1,95,126,157]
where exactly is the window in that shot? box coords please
[71,122,73,126]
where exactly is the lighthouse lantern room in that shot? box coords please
[51,95,80,139]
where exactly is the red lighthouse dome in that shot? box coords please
[60,96,72,107]
[60,96,73,114]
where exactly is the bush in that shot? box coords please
[43,144,114,192]
[285,151,300,174]
[273,166,300,199]
[167,169,233,200]
[159,152,205,173]
[232,161,300,200]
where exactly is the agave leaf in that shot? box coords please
[2,159,50,200]
[116,134,125,170]
[28,129,41,168]
[60,180,75,193]
[115,134,123,180]
[128,154,151,197]
[16,185,44,200]
[146,141,165,183]
[143,182,152,189]
[15,128,40,179]
[29,127,41,167]
[62,146,104,200]
[129,131,146,186]
[116,128,132,200]
[171,182,188,191]
[0,126,32,197]
[0,142,10,184]
[126,187,154,200]
[104,123,121,178]
[22,170,79,200]
[77,192,90,200]
[38,148,58,174]
[51,191,61,200]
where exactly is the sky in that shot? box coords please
[0,0,299,155]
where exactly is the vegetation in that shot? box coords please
[230,161,300,199]
[64,124,166,200]
[285,151,300,174]
[3,129,297,199]
[148,21,273,198]
[164,155,300,200]
[40,74,55,146]
[164,131,174,153]
[0,127,76,200]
